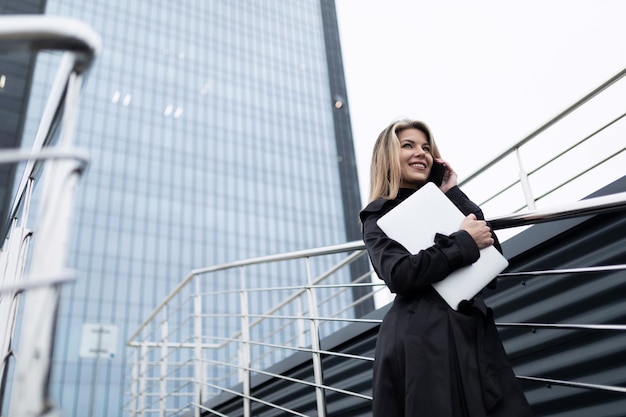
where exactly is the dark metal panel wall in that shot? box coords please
[486,175,626,417]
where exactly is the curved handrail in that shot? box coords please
[0,16,101,238]
[0,15,101,69]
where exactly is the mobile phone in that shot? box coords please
[428,161,446,186]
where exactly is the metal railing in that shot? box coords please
[0,16,100,416]
[124,242,381,417]
[459,67,626,218]
[124,191,626,417]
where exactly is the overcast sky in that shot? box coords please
[335,0,626,209]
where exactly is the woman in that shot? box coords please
[360,119,533,417]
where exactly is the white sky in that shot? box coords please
[335,0,626,209]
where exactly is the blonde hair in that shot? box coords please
[368,119,441,202]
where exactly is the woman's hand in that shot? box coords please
[460,213,494,249]
[435,158,457,193]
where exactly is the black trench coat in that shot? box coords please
[360,186,533,417]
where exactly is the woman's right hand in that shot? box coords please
[460,213,494,249]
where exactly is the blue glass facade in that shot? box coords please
[6,1,365,415]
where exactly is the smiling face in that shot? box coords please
[397,127,433,189]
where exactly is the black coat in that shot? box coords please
[360,186,533,417]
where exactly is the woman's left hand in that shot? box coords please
[436,158,457,193]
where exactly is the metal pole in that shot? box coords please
[515,147,537,210]
[239,266,251,417]
[193,277,203,417]
[139,342,147,417]
[129,349,139,417]
[304,257,327,417]
[160,306,168,417]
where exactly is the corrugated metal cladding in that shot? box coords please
[202,175,626,417]
[489,174,626,417]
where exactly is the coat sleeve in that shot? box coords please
[445,186,503,254]
[360,199,480,297]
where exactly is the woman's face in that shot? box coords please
[397,128,433,189]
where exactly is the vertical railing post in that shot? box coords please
[239,266,252,417]
[129,348,139,417]
[304,257,327,417]
[193,276,204,417]
[160,306,168,417]
[139,342,148,417]
[515,147,537,210]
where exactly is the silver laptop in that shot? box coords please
[376,182,508,310]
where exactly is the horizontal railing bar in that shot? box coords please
[127,341,220,349]
[133,377,195,384]
[460,66,626,185]
[310,247,366,286]
[489,191,626,229]
[160,366,199,381]
[201,334,374,362]
[320,286,377,321]
[129,357,194,370]
[0,148,90,166]
[194,381,309,417]
[193,403,230,417]
[132,367,198,379]
[0,272,76,295]
[157,381,195,392]
[198,313,380,324]
[496,322,626,331]
[140,408,178,412]
[528,113,626,179]
[144,407,192,412]
[193,244,366,275]
[205,281,383,295]
[499,264,626,277]
[319,271,379,313]
[531,146,626,208]
[517,375,626,393]
[254,320,303,349]
[196,360,373,401]
[311,282,385,289]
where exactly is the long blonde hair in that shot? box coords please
[368,119,441,202]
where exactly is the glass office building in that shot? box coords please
[2,0,368,415]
